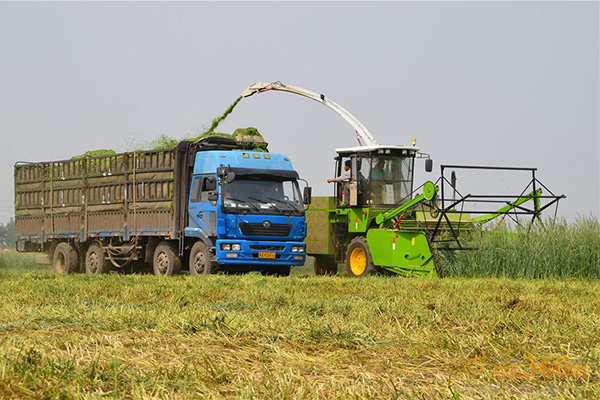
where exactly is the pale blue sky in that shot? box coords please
[1,2,598,223]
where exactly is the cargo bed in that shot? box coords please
[14,148,188,246]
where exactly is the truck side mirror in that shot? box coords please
[205,176,217,191]
[303,187,312,205]
[225,171,236,183]
[425,159,433,173]
[207,192,218,202]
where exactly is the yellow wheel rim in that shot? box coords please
[350,247,367,276]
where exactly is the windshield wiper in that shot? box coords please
[267,197,303,213]
[225,197,260,212]
[246,196,303,215]
[248,196,283,214]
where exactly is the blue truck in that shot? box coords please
[14,136,310,276]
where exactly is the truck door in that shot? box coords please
[188,175,218,236]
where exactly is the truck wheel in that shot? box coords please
[314,256,338,275]
[345,236,377,277]
[153,242,181,276]
[52,242,79,274]
[189,241,218,276]
[85,243,110,274]
[261,266,291,277]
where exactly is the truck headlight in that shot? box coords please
[292,246,305,253]
[221,243,240,251]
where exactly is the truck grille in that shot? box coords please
[239,223,292,237]
[250,245,285,251]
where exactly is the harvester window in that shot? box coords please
[363,155,414,206]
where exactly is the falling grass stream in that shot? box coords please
[70,95,255,156]
[204,96,243,135]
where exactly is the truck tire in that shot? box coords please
[153,241,181,276]
[52,242,79,274]
[261,266,291,277]
[345,236,377,277]
[189,241,218,276]
[314,256,338,275]
[85,243,110,274]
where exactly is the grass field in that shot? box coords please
[0,250,598,399]
[440,218,600,280]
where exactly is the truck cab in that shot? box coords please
[185,148,308,275]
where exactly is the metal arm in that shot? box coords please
[470,188,543,224]
[241,81,379,147]
[375,181,438,226]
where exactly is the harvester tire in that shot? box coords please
[314,256,337,275]
[345,236,377,277]
[52,242,79,274]
[153,242,181,276]
[85,243,110,274]
[189,241,218,276]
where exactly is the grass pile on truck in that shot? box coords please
[14,135,311,276]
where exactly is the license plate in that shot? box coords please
[258,252,276,259]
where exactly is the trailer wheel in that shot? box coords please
[345,236,377,277]
[153,242,181,276]
[52,242,79,274]
[261,266,291,277]
[85,243,110,274]
[314,256,338,275]
[189,241,218,276]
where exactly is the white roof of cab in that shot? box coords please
[334,144,419,154]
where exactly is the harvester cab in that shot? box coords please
[332,145,419,208]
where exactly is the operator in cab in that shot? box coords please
[327,160,351,184]
[371,159,387,182]
[328,160,352,205]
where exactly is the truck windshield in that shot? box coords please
[222,179,304,215]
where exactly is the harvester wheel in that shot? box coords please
[52,242,79,274]
[85,243,111,274]
[345,236,376,277]
[189,241,218,276]
[153,242,181,276]
[314,256,338,275]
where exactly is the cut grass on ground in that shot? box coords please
[0,260,598,399]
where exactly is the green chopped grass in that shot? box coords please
[68,96,261,155]
[71,149,117,159]
[205,96,243,134]
[141,96,264,150]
